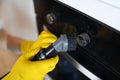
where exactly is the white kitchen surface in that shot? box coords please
[58,0,120,32]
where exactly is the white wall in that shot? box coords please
[0,0,38,40]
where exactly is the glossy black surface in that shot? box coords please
[34,0,120,79]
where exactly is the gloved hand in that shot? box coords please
[2,30,59,80]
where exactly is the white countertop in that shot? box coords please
[58,0,120,32]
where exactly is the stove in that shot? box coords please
[33,0,120,80]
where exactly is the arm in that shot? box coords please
[7,34,25,50]
[0,50,20,78]
[0,31,22,77]
[0,30,25,50]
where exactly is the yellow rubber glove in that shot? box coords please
[2,30,59,80]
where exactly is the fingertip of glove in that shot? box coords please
[53,55,59,63]
[40,30,51,35]
[40,30,57,38]
[45,56,59,72]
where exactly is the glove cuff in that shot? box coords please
[2,71,18,80]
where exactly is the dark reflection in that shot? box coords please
[49,55,90,80]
